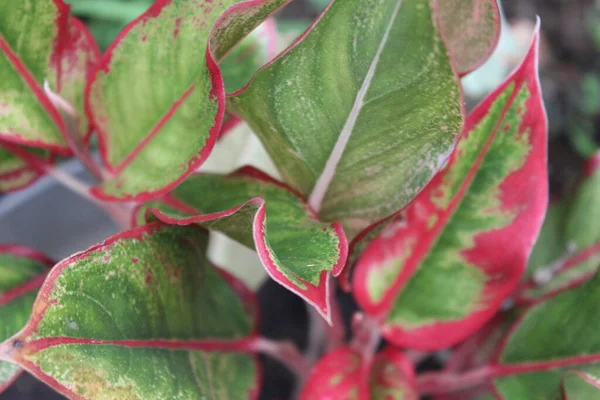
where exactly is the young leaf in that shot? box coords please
[229,0,464,237]
[0,245,53,394]
[0,0,99,153]
[135,166,348,323]
[87,0,291,201]
[562,371,600,398]
[353,28,547,350]
[434,0,501,76]
[300,347,417,400]
[0,224,262,400]
[0,142,53,193]
[491,271,600,399]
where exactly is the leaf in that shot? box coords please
[565,152,600,251]
[300,347,417,400]
[525,201,567,279]
[87,0,291,201]
[434,0,501,76]
[491,271,600,399]
[229,0,464,238]
[563,371,600,399]
[0,141,54,193]
[0,0,99,153]
[0,245,53,394]
[0,224,262,400]
[519,242,600,302]
[135,166,348,323]
[352,28,548,350]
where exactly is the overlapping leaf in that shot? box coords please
[0,245,53,394]
[87,0,291,201]
[135,167,348,322]
[562,371,600,398]
[300,347,417,400]
[0,0,99,153]
[0,142,53,193]
[229,0,464,238]
[0,224,262,400]
[434,0,501,76]
[491,271,600,398]
[352,30,547,350]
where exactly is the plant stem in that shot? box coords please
[417,366,494,395]
[251,337,309,379]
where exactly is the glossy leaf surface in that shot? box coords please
[88,0,290,201]
[137,167,348,322]
[0,224,261,400]
[229,0,464,237]
[300,347,417,400]
[493,271,600,399]
[353,31,547,350]
[434,0,501,76]
[0,0,99,153]
[562,371,600,399]
[0,245,53,394]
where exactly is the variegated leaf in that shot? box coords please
[0,141,53,193]
[352,29,547,350]
[0,245,53,394]
[434,0,501,76]
[491,271,600,399]
[135,166,348,323]
[0,0,99,153]
[87,0,291,201]
[229,0,464,238]
[0,224,262,400]
[300,347,417,400]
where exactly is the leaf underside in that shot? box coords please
[1,224,261,400]
[136,167,347,322]
[229,0,464,238]
[352,30,547,350]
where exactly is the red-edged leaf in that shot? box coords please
[0,224,262,400]
[300,347,417,400]
[563,370,600,399]
[434,0,501,76]
[134,166,348,323]
[0,0,99,153]
[87,0,291,201]
[0,245,53,394]
[352,28,547,350]
[490,271,600,399]
[0,141,54,193]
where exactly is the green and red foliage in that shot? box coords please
[2,0,598,399]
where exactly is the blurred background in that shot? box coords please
[0,0,598,399]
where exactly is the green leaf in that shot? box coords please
[565,153,600,251]
[300,347,417,399]
[229,0,464,238]
[0,142,53,193]
[352,30,548,350]
[563,371,600,398]
[492,271,600,399]
[87,0,290,201]
[434,0,500,76]
[0,245,53,394]
[0,0,100,153]
[525,201,567,279]
[0,224,261,400]
[136,167,348,322]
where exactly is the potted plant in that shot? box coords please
[1,0,599,399]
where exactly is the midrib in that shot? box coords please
[307,0,403,212]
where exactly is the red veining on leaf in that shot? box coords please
[353,28,547,350]
[0,275,48,307]
[216,268,260,335]
[568,371,600,390]
[0,245,55,266]
[0,38,69,154]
